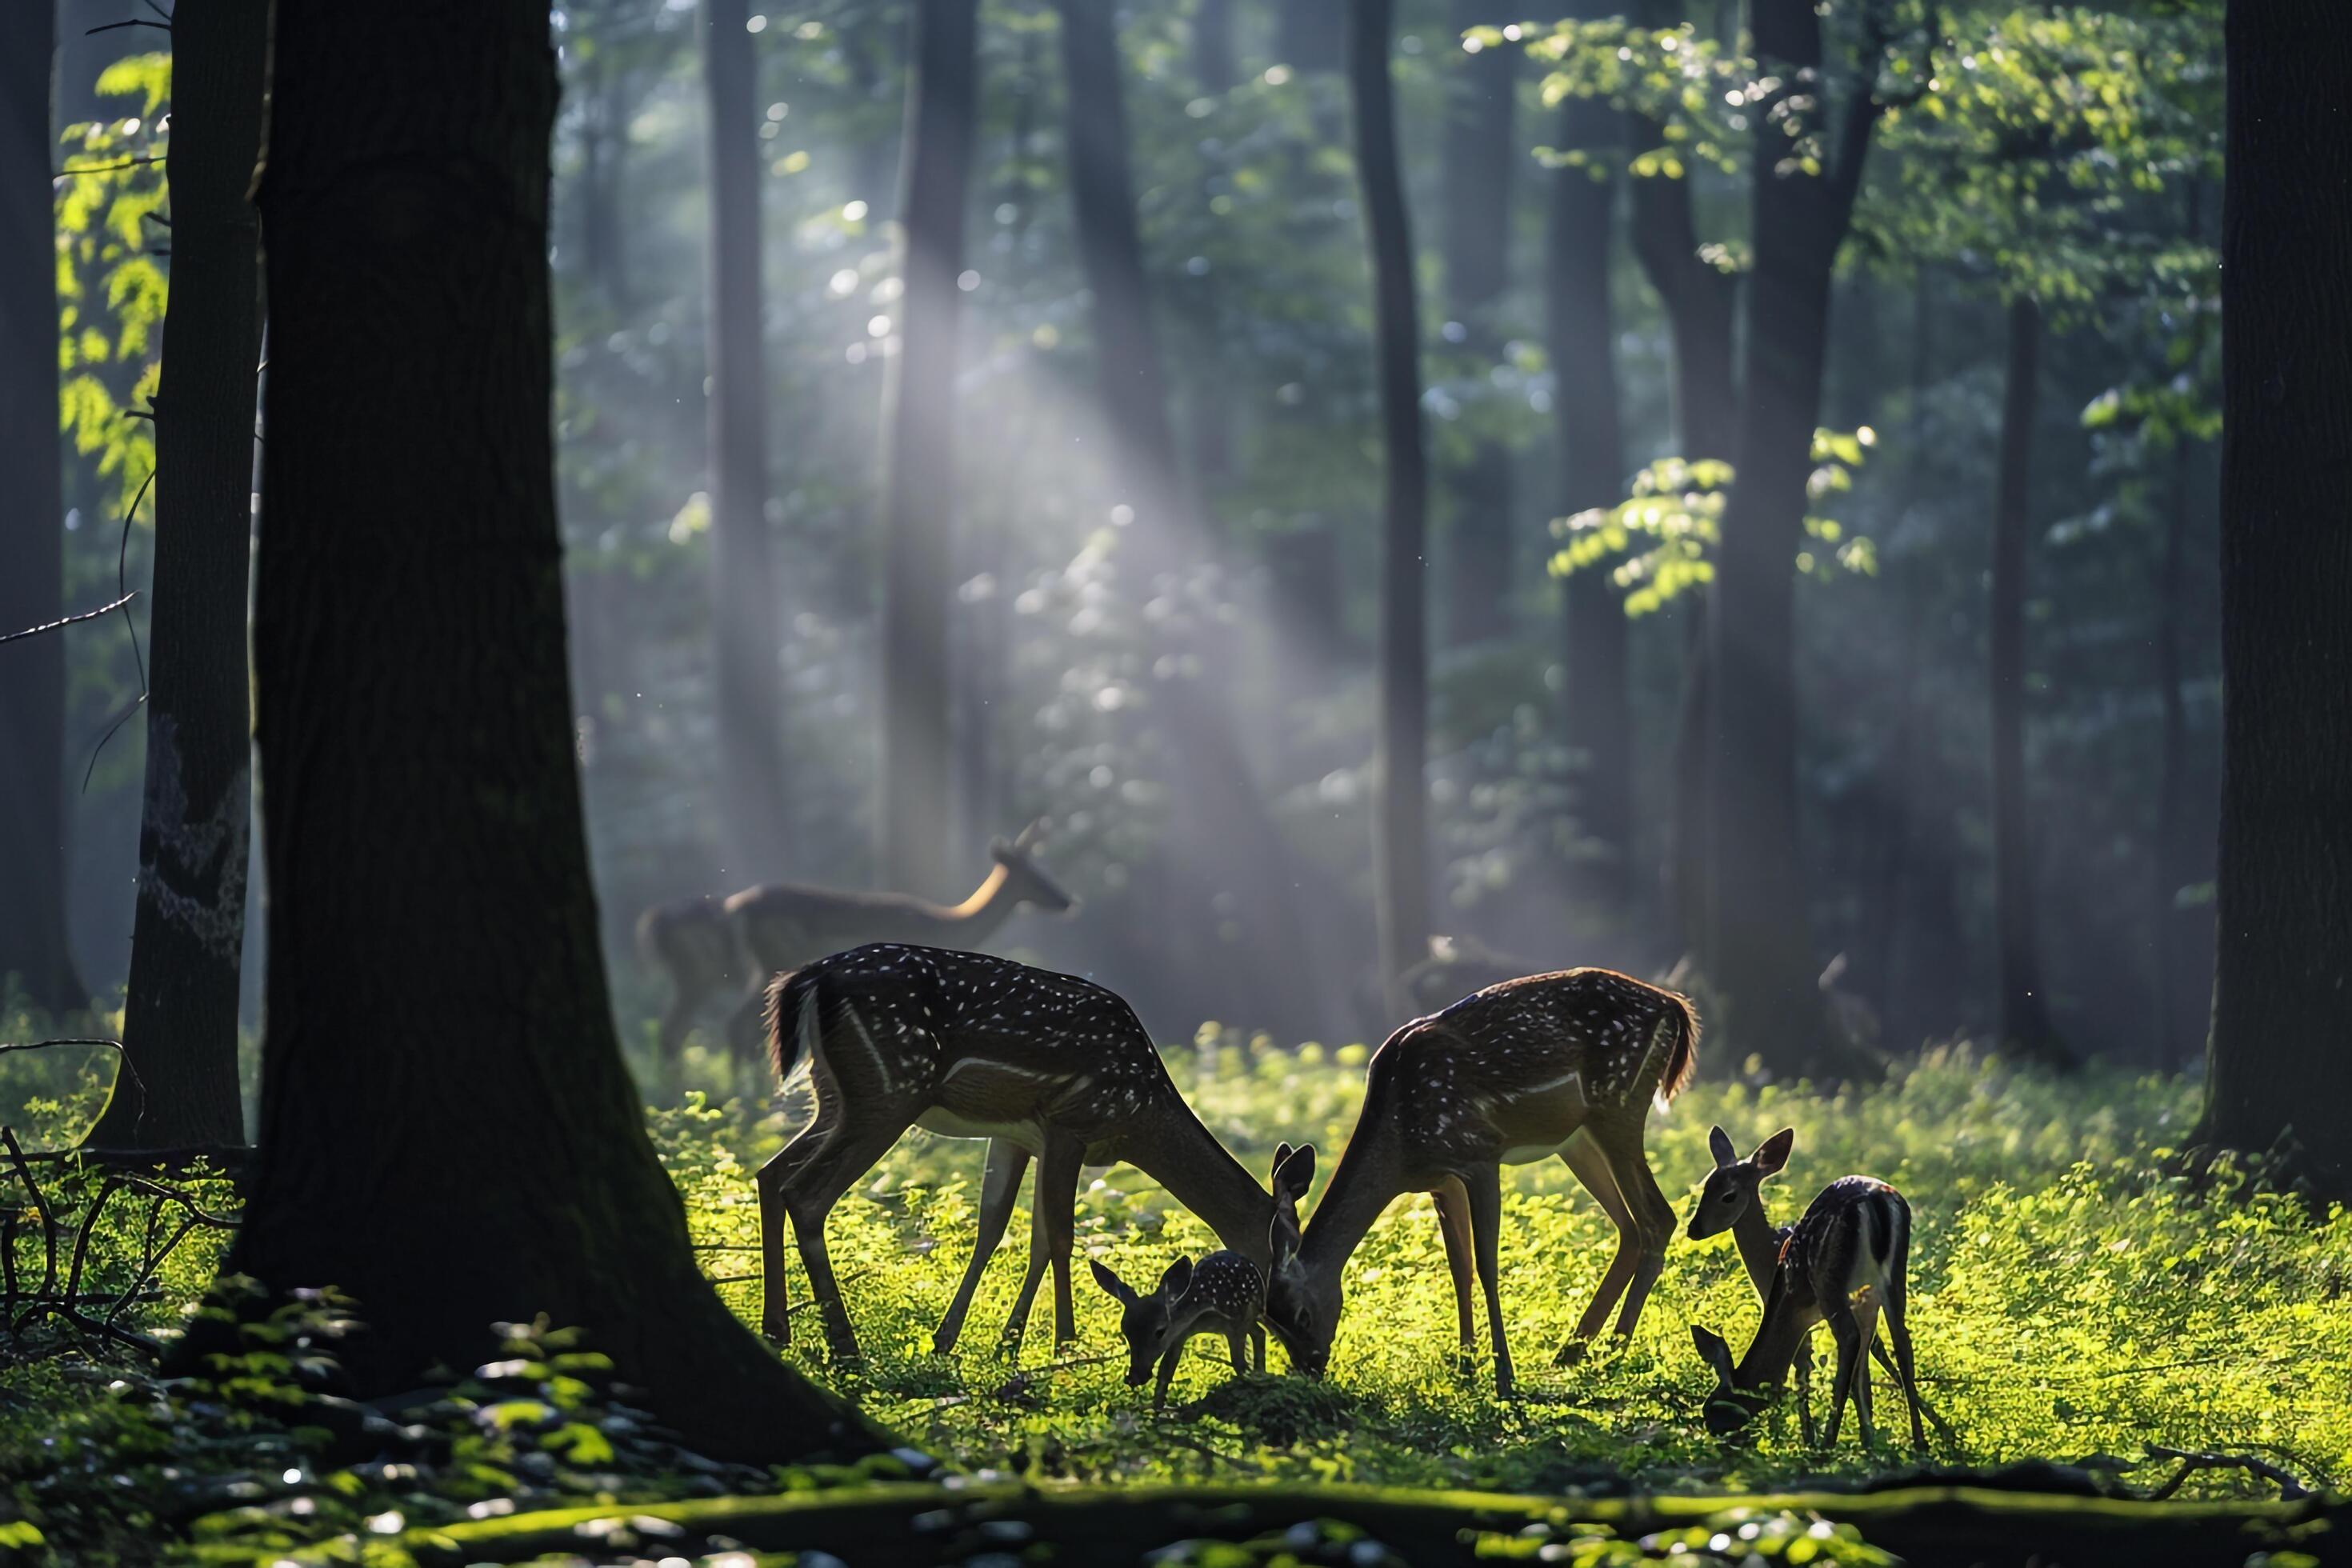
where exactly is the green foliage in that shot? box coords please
[1550,432,1880,614]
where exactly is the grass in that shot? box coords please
[662,1034,2351,1498]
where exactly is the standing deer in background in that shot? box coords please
[638,821,1076,1070]
[1263,969,1698,1394]
[1690,1171,1927,1450]
[758,941,1316,1362]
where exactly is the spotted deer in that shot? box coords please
[1687,1125,1921,1445]
[757,942,1315,1362]
[1263,969,1699,1395]
[1090,1249,1269,1411]
[1690,1172,1926,1450]
[638,822,1075,1068]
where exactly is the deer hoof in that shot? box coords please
[1554,1339,1589,1368]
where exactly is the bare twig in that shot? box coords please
[87,18,170,34]
[52,155,166,180]
[0,1038,146,1130]
[2,1129,62,1314]
[64,1177,126,1303]
[0,594,138,647]
[2140,1444,2308,1502]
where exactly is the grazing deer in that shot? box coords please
[1263,969,1698,1395]
[1090,1250,1268,1411]
[1690,1171,1927,1450]
[757,941,1315,1362]
[638,822,1075,1068]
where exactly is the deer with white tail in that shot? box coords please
[758,942,1314,1362]
[1262,968,1698,1395]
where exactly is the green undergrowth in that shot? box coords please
[665,1040,2350,1498]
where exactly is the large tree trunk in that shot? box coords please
[1348,0,1430,1012]
[1439,0,1516,646]
[703,0,793,883]
[1705,0,1876,1075]
[88,0,271,1151]
[2198,0,2352,1202]
[1546,93,1630,902]
[0,2,88,1018]
[878,0,977,898]
[214,0,881,1461]
[1987,295,2063,1066]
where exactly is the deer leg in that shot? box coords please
[1432,1178,1479,1381]
[1250,1322,1266,1374]
[1853,1299,1881,1449]
[999,1133,1082,1354]
[1557,1130,1639,1357]
[1821,1298,1866,1450]
[932,1139,1030,1355]
[782,1117,910,1362]
[757,1108,840,1342]
[1227,1330,1249,1375]
[1886,1228,1930,1452]
[1154,1343,1182,1411]
[1463,1163,1514,1397]
[1602,1131,1676,1338]
[1793,1333,1818,1448]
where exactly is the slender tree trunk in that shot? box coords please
[1706,0,1877,1074]
[1440,0,1515,646]
[1188,0,1235,503]
[2150,428,2192,1075]
[88,0,270,1151]
[210,0,882,1459]
[1546,94,1630,902]
[1348,0,1430,1012]
[1987,295,2063,1066]
[1278,0,1344,72]
[703,0,792,883]
[2199,0,2352,1202]
[1867,278,1933,1046]
[1194,0,1234,96]
[878,0,977,898]
[0,2,88,1018]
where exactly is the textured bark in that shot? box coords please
[2199,0,2352,1202]
[89,0,271,1151]
[1546,94,1630,901]
[1349,0,1430,1010]
[0,2,88,1018]
[1706,0,1877,1074]
[878,0,977,898]
[1439,0,1516,647]
[216,0,879,1461]
[703,0,792,883]
[1986,297,2062,1066]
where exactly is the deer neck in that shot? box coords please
[934,864,1018,940]
[1298,1110,1406,1287]
[1736,1274,1814,1395]
[1730,1190,1784,1299]
[1119,1105,1274,1265]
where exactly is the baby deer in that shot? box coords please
[1689,1160,1926,1451]
[1090,1249,1269,1411]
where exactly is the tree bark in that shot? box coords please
[703,0,793,884]
[878,0,977,898]
[1987,295,2063,1066]
[1705,0,1877,1074]
[88,0,271,1151]
[0,1,89,1018]
[1440,0,1516,647]
[2199,0,2352,1202]
[1348,0,1430,1013]
[212,0,881,1461]
[1546,94,1630,902]
[2150,430,2192,1074]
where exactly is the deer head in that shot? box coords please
[1686,1125,1793,1241]
[990,819,1078,914]
[1089,1254,1196,1387]
[1690,1322,1771,1435]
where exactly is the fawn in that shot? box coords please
[1091,1250,1269,1410]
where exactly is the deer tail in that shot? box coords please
[764,967,818,1091]
[1654,989,1702,1107]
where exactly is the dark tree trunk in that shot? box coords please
[1278,0,1344,72]
[215,0,880,1461]
[1706,0,1878,1074]
[1349,0,1430,1011]
[0,2,88,1018]
[878,0,977,898]
[1546,94,1630,902]
[1987,295,2063,1066]
[1188,0,1235,502]
[703,0,792,883]
[2150,430,2192,1075]
[2199,0,2352,1202]
[88,0,271,1151]
[1194,0,1235,96]
[1440,0,1516,647]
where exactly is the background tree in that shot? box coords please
[2199,0,2352,1202]
[1440,1,1518,647]
[212,0,879,1459]
[0,0,89,1018]
[88,0,271,1152]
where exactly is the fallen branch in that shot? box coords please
[2139,1444,2307,1502]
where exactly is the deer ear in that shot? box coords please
[1089,1258,1133,1305]
[1707,1126,1738,1169]
[1754,1127,1794,1176]
[1158,1257,1194,1299]
[1274,1141,1294,1174]
[1691,1324,1734,1380]
[1275,1144,1316,1200]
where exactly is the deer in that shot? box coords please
[1262,968,1698,1396]
[756,941,1316,1363]
[1689,1166,1928,1451]
[1090,1249,1269,1411]
[637,821,1076,1072]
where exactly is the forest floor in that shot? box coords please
[0,1035,2346,1564]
